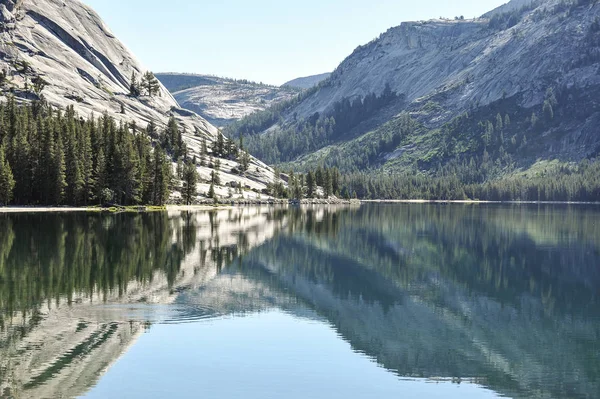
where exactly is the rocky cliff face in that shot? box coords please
[241,0,600,170]
[157,73,300,127]
[0,0,277,192]
[0,0,185,127]
[296,0,599,118]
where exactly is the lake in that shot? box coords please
[0,204,599,398]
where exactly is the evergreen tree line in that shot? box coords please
[267,166,342,200]
[270,83,600,202]
[319,87,560,175]
[264,159,600,202]
[0,99,173,206]
[225,86,398,165]
[129,71,161,98]
[337,159,600,202]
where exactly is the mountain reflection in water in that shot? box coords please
[0,204,599,399]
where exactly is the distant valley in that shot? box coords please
[157,72,330,127]
[156,73,300,127]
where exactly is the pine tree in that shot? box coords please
[164,116,185,158]
[0,145,15,205]
[227,138,238,158]
[212,133,225,157]
[315,166,324,187]
[182,160,198,205]
[81,119,93,205]
[201,138,208,156]
[141,71,160,97]
[306,171,316,198]
[208,181,215,200]
[121,135,141,205]
[176,157,184,179]
[484,121,494,148]
[135,134,153,205]
[270,167,284,198]
[129,71,141,97]
[93,146,108,203]
[52,130,67,205]
[289,171,296,199]
[238,149,250,174]
[65,136,84,205]
[38,115,54,204]
[146,120,157,139]
[210,169,221,186]
[331,167,340,195]
[324,168,333,198]
[9,119,32,204]
[29,112,44,203]
[151,146,171,206]
[495,113,503,132]
[289,171,303,200]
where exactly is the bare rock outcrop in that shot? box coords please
[157,73,300,127]
[251,0,600,165]
[0,0,277,192]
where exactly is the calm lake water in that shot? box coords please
[1,204,599,398]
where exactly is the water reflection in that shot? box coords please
[0,207,287,398]
[1,204,599,399]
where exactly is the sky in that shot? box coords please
[83,0,508,86]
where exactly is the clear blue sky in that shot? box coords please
[83,0,508,85]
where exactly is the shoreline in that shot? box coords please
[0,207,94,213]
[361,200,600,205]
[1,199,599,213]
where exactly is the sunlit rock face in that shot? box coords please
[156,73,300,127]
[254,0,600,164]
[292,0,600,118]
[0,0,185,127]
[0,0,277,191]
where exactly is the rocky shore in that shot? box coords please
[189,198,361,206]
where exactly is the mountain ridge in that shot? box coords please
[283,72,331,89]
[156,72,300,127]
[0,0,278,200]
[228,0,600,184]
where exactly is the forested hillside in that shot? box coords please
[0,0,279,206]
[0,99,175,206]
[223,0,600,200]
